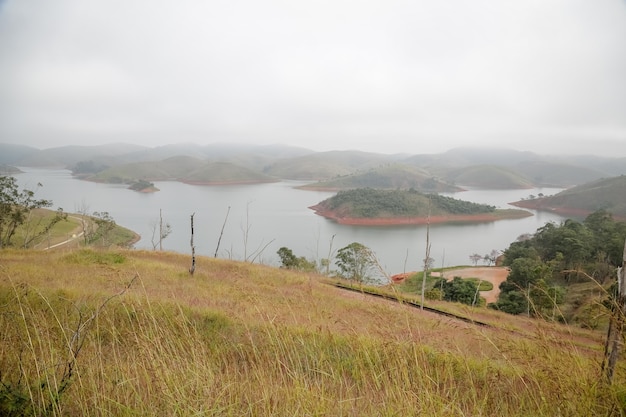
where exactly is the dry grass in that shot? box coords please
[0,248,624,416]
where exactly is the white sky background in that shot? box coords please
[0,0,625,156]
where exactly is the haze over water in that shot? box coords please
[16,167,567,275]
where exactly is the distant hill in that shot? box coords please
[89,156,275,185]
[0,164,21,175]
[403,147,539,170]
[124,143,313,172]
[89,156,208,182]
[16,143,149,168]
[181,161,276,184]
[263,150,396,180]
[403,147,617,188]
[445,165,535,189]
[301,163,461,192]
[3,142,624,188]
[512,160,608,188]
[0,143,39,165]
[511,175,626,219]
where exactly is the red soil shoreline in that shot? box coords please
[510,200,626,222]
[511,200,589,217]
[309,205,532,226]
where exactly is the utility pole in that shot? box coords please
[420,198,431,310]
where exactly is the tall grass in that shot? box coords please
[0,248,624,416]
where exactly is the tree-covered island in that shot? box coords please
[310,188,532,225]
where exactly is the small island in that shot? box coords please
[310,188,532,225]
[129,180,159,193]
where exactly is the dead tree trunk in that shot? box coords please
[214,206,230,258]
[159,208,163,251]
[189,213,196,275]
[603,238,626,384]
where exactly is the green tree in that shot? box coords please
[277,247,298,269]
[490,290,527,314]
[335,242,377,283]
[505,257,548,289]
[435,277,479,305]
[502,239,539,266]
[91,211,116,246]
[528,279,564,319]
[277,247,316,272]
[0,176,55,248]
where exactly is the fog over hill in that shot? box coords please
[1,143,625,189]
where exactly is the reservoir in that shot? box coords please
[15,167,567,275]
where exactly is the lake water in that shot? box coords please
[14,168,567,275]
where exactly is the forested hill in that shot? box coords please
[313,188,502,219]
[299,163,462,192]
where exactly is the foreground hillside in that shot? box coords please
[1,249,621,416]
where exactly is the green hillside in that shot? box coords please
[0,248,618,416]
[512,160,608,187]
[89,156,207,182]
[17,143,148,168]
[512,176,626,218]
[182,161,276,184]
[264,150,395,180]
[300,163,462,192]
[88,157,275,185]
[446,165,534,189]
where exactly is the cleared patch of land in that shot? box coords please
[438,266,509,304]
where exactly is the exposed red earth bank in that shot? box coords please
[511,200,595,218]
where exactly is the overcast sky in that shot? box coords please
[1,1,625,156]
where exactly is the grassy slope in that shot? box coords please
[446,165,535,189]
[264,150,394,180]
[300,163,462,192]
[89,156,207,182]
[9,208,138,250]
[513,176,626,218]
[182,161,276,184]
[0,249,621,416]
[513,160,609,188]
[89,157,275,184]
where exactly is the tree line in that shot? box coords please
[492,209,626,321]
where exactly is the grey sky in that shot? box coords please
[1,0,625,156]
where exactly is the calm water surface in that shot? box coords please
[15,168,567,275]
